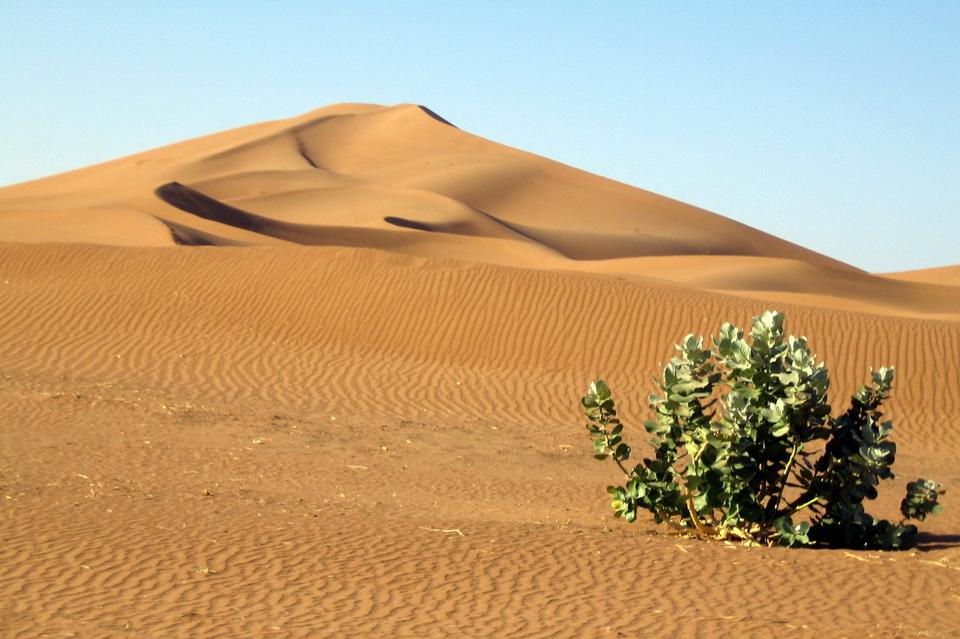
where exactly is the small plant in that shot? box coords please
[582,310,944,549]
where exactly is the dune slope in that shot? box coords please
[3,103,834,264]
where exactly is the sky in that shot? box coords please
[1,1,957,272]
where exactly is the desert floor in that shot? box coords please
[2,105,959,637]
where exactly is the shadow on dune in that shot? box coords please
[417,105,457,128]
[384,212,566,256]
[156,181,407,248]
[155,181,571,256]
[383,216,433,232]
[156,181,766,261]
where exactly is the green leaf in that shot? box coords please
[589,379,611,402]
[770,422,790,438]
[901,479,944,521]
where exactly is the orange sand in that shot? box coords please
[1,104,958,637]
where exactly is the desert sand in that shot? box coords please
[1,103,958,637]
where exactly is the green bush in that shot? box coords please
[582,310,944,549]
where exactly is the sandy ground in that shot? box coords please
[1,105,959,637]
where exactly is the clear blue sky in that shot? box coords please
[2,1,957,272]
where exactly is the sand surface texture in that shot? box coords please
[2,104,959,637]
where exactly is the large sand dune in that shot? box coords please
[1,105,959,637]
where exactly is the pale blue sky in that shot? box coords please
[2,1,957,271]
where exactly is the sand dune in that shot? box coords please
[1,105,959,637]
[884,264,960,287]
[0,103,852,262]
[2,102,956,318]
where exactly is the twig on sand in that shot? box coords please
[419,526,465,536]
[843,551,873,562]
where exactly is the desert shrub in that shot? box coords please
[582,310,944,549]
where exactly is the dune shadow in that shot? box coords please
[155,180,667,261]
[418,106,457,128]
[155,181,438,248]
[384,216,433,232]
[156,181,273,235]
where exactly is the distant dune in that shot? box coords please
[883,264,960,287]
[1,103,839,260]
[1,105,958,637]
[1,102,956,319]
